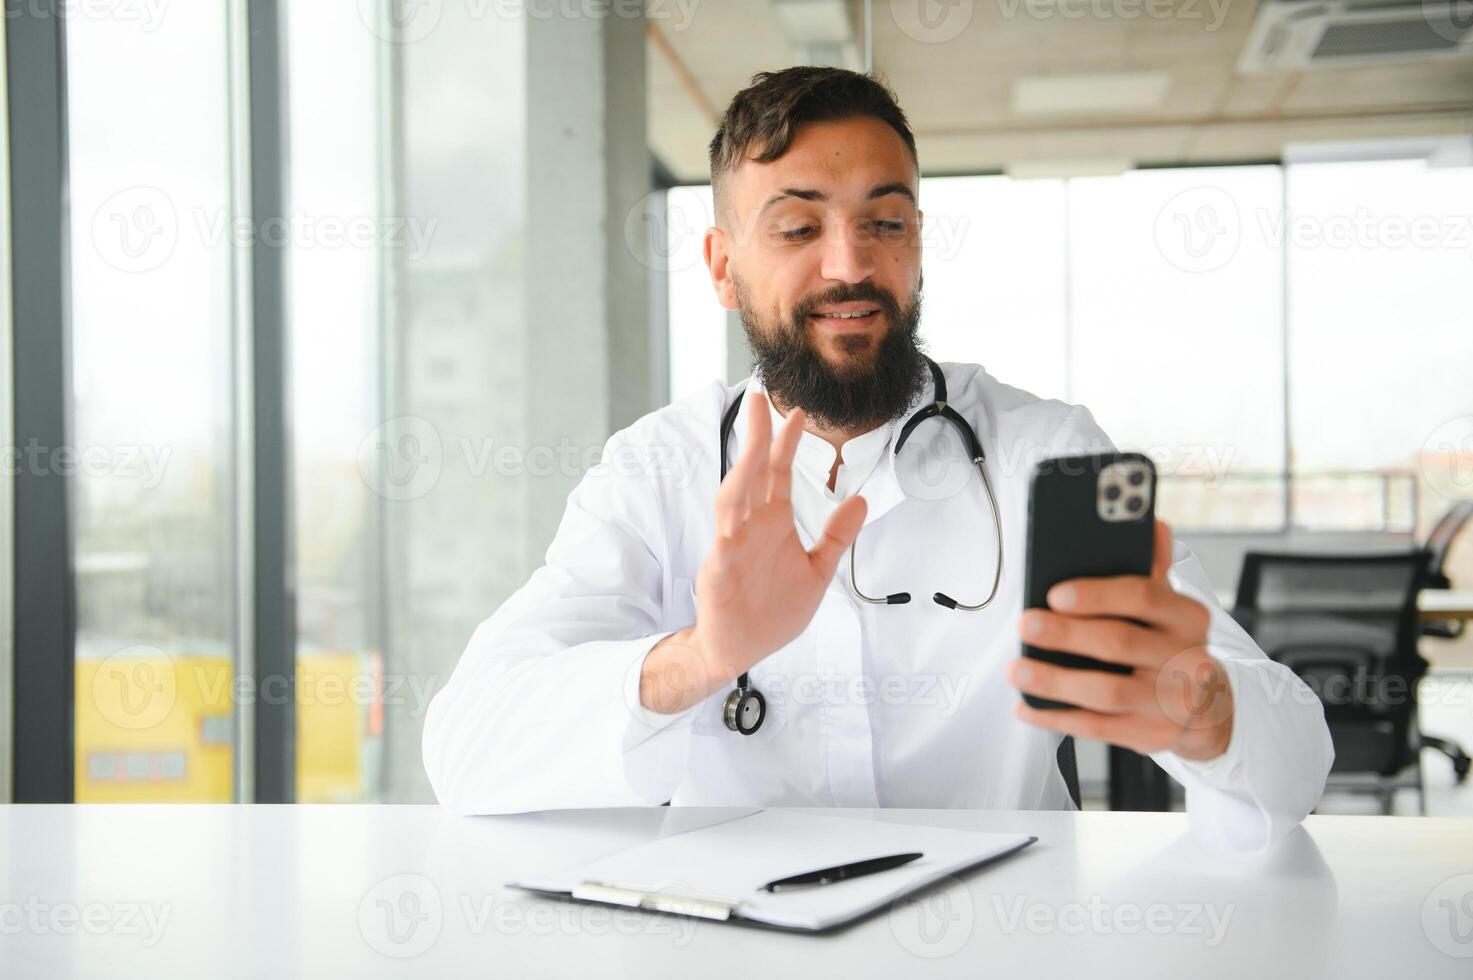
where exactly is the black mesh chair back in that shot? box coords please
[1421,501,1473,590]
[1234,550,1431,777]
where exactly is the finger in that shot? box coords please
[808,494,867,580]
[1013,702,1172,756]
[1044,574,1207,637]
[1017,609,1166,669]
[766,407,805,504]
[714,393,771,537]
[1151,519,1173,580]
[742,393,774,516]
[1006,657,1150,715]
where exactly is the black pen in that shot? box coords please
[760,852,924,892]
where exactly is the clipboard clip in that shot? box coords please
[572,881,739,921]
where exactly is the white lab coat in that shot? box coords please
[423,362,1333,851]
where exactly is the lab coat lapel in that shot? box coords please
[856,366,936,528]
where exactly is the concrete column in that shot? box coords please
[525,9,653,547]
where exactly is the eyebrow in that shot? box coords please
[757,181,917,215]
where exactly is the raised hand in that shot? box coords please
[639,392,867,714]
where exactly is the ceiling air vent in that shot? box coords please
[1239,0,1473,71]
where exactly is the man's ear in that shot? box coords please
[704,224,739,311]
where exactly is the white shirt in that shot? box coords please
[423,362,1333,851]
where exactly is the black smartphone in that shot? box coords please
[1022,451,1157,710]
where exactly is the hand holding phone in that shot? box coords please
[1020,452,1156,710]
[1008,452,1235,762]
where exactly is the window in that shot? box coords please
[287,2,387,803]
[1285,157,1473,536]
[667,158,1473,535]
[67,4,238,801]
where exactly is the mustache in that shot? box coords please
[790,282,903,326]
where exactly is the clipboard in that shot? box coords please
[507,809,1037,934]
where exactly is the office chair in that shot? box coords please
[1233,550,1440,814]
[1419,500,1473,640]
[1057,736,1081,810]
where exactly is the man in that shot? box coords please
[423,67,1331,850]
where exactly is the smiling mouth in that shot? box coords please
[807,308,881,324]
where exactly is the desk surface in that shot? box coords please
[3,804,1470,979]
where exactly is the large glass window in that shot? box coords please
[67,5,237,801]
[287,2,387,803]
[1068,166,1286,531]
[667,158,1473,536]
[1286,157,1473,536]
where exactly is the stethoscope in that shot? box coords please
[717,357,1006,735]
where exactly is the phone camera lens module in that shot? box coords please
[1105,485,1122,501]
[1128,470,1145,487]
[1126,496,1143,513]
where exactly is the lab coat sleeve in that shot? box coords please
[1048,404,1334,851]
[421,431,700,815]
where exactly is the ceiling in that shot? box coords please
[646,0,1473,182]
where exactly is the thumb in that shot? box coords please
[809,495,868,579]
[1151,518,1173,580]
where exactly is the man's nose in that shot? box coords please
[818,222,875,284]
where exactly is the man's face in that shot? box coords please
[704,116,926,428]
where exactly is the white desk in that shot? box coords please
[3,805,1470,978]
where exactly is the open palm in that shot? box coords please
[693,392,868,683]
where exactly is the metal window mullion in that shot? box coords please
[244,0,295,804]
[6,2,74,803]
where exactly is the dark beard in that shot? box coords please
[736,278,929,433]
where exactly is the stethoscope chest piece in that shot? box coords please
[722,685,766,736]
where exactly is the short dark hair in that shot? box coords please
[708,67,918,210]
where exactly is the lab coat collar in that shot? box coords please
[732,365,937,529]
